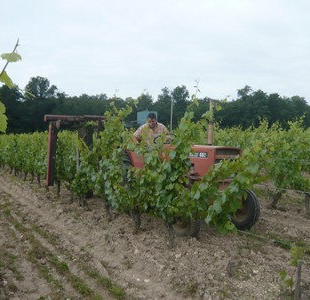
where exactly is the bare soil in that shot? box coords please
[0,169,310,299]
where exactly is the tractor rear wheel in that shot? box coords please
[172,219,201,237]
[230,189,260,230]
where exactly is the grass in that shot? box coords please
[0,244,24,281]
[31,224,58,246]
[1,203,98,298]
[31,215,126,299]
[122,255,133,270]
[1,196,125,299]
[68,273,96,297]
[252,186,270,199]
[28,231,102,298]
[7,283,18,293]
[239,229,310,260]
[184,279,199,296]
[266,231,310,254]
[253,185,305,210]
[26,251,64,292]
[50,257,69,273]
[81,265,125,300]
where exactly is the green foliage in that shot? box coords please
[0,99,7,132]
[56,131,78,185]
[87,103,265,231]
[279,245,305,295]
[130,111,199,223]
[290,246,305,267]
[216,86,310,128]
[0,41,22,132]
[94,104,133,207]
[279,269,294,291]
[215,119,310,195]
[0,132,47,176]
[202,141,265,233]
[2,97,310,236]
[1,78,310,134]
[0,71,13,88]
[70,140,96,198]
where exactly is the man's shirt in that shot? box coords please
[134,122,168,143]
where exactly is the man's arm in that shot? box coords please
[133,135,141,143]
[159,123,169,135]
[133,124,145,143]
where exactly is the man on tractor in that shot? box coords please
[133,112,168,144]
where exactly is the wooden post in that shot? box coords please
[46,122,58,186]
[294,260,302,300]
[98,119,105,132]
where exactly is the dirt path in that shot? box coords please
[0,170,310,299]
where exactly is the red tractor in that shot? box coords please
[125,144,260,236]
[44,114,260,237]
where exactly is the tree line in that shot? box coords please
[1,76,309,133]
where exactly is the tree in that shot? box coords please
[171,85,189,126]
[136,93,153,111]
[237,85,253,98]
[267,93,282,124]
[193,97,212,122]
[153,87,172,126]
[124,93,154,128]
[216,86,310,129]
[25,76,57,99]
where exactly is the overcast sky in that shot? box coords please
[1,0,310,102]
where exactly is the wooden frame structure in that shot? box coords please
[44,114,106,186]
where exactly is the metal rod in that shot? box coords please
[207,100,214,145]
[170,95,173,133]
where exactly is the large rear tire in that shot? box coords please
[230,189,260,230]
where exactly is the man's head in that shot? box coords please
[147,112,157,129]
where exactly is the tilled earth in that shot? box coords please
[0,169,310,299]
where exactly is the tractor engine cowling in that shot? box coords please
[189,146,241,179]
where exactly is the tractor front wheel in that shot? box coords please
[172,219,201,237]
[230,189,260,230]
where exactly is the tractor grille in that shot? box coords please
[215,148,240,164]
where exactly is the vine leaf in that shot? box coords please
[1,52,22,62]
[0,71,14,88]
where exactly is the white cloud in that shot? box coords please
[1,0,310,101]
